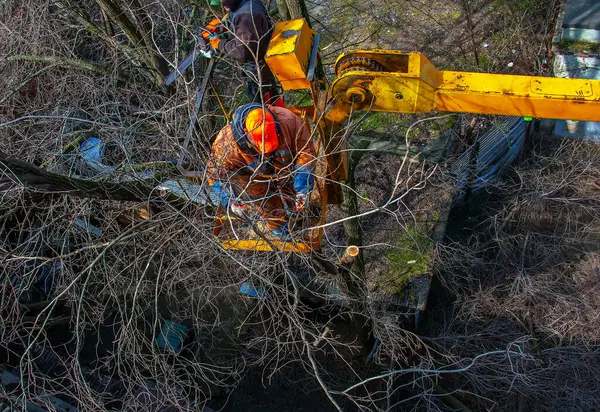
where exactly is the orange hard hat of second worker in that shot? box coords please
[245,108,279,154]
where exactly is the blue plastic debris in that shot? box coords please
[210,181,230,207]
[156,320,189,352]
[80,136,105,163]
[38,262,61,296]
[326,283,350,308]
[73,217,102,238]
[366,339,381,362]
[239,283,265,300]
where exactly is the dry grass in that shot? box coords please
[431,140,600,411]
[316,0,555,73]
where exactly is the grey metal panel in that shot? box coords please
[563,0,600,30]
[560,27,600,42]
[554,54,600,79]
[553,54,600,140]
[558,0,600,42]
[451,117,527,202]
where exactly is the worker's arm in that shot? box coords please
[196,17,226,54]
[217,13,270,64]
[292,116,317,211]
[206,128,237,207]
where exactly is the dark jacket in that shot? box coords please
[219,0,274,84]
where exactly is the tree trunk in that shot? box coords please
[94,0,168,88]
[284,0,310,20]
[0,153,164,203]
[52,0,169,89]
[276,0,310,22]
[340,169,365,289]
[340,146,367,292]
[276,0,291,20]
[340,151,372,354]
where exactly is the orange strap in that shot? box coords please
[209,36,221,49]
[202,16,228,39]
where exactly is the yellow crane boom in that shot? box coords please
[328,50,600,123]
[320,49,600,187]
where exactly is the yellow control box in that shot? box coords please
[266,19,315,90]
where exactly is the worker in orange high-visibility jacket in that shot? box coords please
[207,103,317,238]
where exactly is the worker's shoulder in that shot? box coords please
[213,124,235,146]
[269,105,300,123]
[234,0,267,17]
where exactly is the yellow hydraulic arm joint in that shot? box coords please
[328,50,600,122]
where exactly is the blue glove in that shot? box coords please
[210,182,230,207]
[271,222,290,239]
[293,165,315,194]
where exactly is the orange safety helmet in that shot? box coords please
[244,108,279,154]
